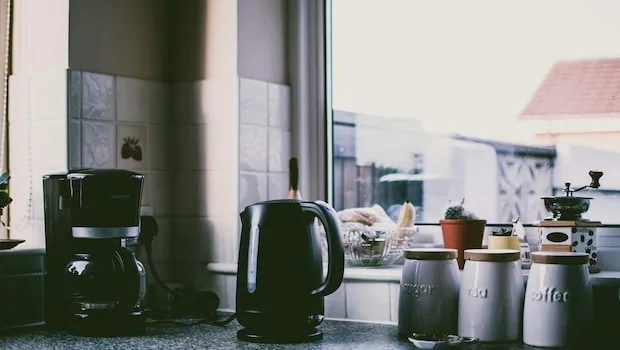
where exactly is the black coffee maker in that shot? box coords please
[43,169,146,336]
[236,199,345,344]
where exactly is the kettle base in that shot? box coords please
[237,327,323,344]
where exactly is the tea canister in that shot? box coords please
[398,248,460,338]
[458,249,524,342]
[523,252,593,348]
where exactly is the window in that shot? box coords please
[327,0,620,260]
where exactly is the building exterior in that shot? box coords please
[520,58,620,151]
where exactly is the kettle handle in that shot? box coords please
[301,200,344,297]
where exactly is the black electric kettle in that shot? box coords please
[236,199,344,344]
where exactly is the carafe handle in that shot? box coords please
[113,247,141,312]
[301,200,344,297]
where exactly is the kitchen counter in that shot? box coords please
[0,319,595,349]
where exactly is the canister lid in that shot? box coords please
[404,248,457,260]
[464,249,520,262]
[531,251,589,265]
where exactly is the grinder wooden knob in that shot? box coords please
[588,170,603,189]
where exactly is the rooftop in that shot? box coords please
[520,58,620,120]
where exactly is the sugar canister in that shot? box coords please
[398,248,460,338]
[458,249,524,342]
[523,252,593,348]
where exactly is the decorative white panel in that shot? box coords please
[82,73,115,120]
[81,120,116,169]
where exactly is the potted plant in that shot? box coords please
[0,172,12,224]
[439,199,486,269]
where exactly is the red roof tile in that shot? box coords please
[520,58,620,119]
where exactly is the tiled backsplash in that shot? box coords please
[8,69,175,299]
[8,71,69,248]
[67,70,174,292]
[7,71,293,307]
[170,78,239,291]
[239,78,292,212]
[169,77,291,293]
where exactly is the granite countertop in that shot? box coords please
[0,319,576,350]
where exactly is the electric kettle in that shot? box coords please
[236,199,345,344]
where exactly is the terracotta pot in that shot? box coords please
[440,219,486,269]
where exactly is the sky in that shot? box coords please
[331,0,620,143]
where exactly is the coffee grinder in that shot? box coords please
[43,169,147,336]
[536,170,603,273]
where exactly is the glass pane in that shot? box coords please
[330,0,620,225]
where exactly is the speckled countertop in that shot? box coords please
[0,318,585,350]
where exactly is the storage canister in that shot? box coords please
[398,248,460,338]
[523,252,593,348]
[458,249,524,342]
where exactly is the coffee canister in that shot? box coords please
[458,249,524,342]
[398,248,460,338]
[523,252,593,348]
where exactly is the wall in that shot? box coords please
[8,0,293,313]
[9,0,70,247]
[68,0,170,80]
[168,0,292,300]
[237,0,289,84]
[238,78,291,209]
[9,0,176,304]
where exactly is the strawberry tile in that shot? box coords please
[117,123,148,171]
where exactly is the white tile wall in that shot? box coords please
[82,120,116,169]
[116,77,150,123]
[238,77,292,209]
[345,282,392,321]
[239,79,268,126]
[82,73,115,121]
[63,69,175,295]
[167,77,291,296]
[7,72,68,245]
[324,285,347,319]
[170,78,240,291]
[239,125,268,172]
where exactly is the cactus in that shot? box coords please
[0,173,12,227]
[444,198,478,220]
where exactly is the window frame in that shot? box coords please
[288,0,331,203]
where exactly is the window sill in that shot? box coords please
[206,262,620,287]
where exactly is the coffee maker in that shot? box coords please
[43,169,147,336]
